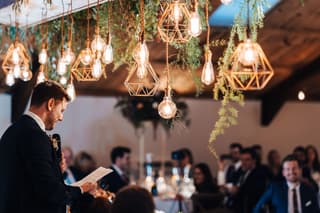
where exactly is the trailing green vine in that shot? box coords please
[208,0,269,159]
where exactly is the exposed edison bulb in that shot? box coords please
[238,39,258,66]
[37,71,46,84]
[59,76,68,85]
[38,49,48,65]
[57,59,67,75]
[66,83,76,102]
[80,48,93,65]
[133,42,149,64]
[221,0,232,5]
[63,48,75,65]
[92,59,103,79]
[188,9,202,37]
[201,50,215,85]
[136,63,148,79]
[172,1,183,23]
[102,44,113,64]
[11,48,20,65]
[158,95,177,119]
[6,72,15,86]
[298,90,305,101]
[21,69,32,82]
[13,65,21,78]
[91,34,106,53]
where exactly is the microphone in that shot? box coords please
[52,133,62,163]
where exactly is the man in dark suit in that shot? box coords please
[100,146,131,193]
[0,81,95,213]
[227,148,269,213]
[254,155,320,213]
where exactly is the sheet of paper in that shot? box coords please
[71,167,113,187]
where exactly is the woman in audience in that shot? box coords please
[111,186,155,213]
[267,150,283,181]
[305,145,320,186]
[193,163,219,193]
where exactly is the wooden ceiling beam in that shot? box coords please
[261,57,320,126]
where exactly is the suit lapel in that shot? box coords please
[283,181,289,213]
[300,184,307,212]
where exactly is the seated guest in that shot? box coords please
[62,146,82,184]
[227,148,269,213]
[193,163,219,193]
[254,155,320,213]
[267,149,283,181]
[110,186,155,213]
[305,145,320,184]
[100,146,131,193]
[226,143,243,184]
[293,146,307,166]
[192,163,222,212]
[217,154,232,186]
[74,151,97,178]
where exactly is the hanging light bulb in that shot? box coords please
[298,90,305,101]
[63,47,75,65]
[171,0,183,23]
[59,76,68,85]
[66,83,76,102]
[38,48,48,65]
[238,39,258,66]
[188,8,202,37]
[136,63,148,79]
[57,59,67,75]
[37,70,46,84]
[20,68,32,81]
[11,48,20,65]
[80,48,93,65]
[102,43,113,64]
[5,71,15,86]
[158,95,177,119]
[201,50,215,85]
[13,65,21,78]
[221,0,232,5]
[133,41,149,64]
[92,59,103,79]
[91,34,106,53]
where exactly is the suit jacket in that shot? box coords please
[0,115,81,213]
[253,181,320,213]
[99,165,128,193]
[233,166,269,213]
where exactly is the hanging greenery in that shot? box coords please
[208,0,270,159]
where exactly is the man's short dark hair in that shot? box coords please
[282,154,302,168]
[30,81,70,107]
[111,146,131,164]
[111,186,155,213]
[230,143,243,151]
[241,147,257,161]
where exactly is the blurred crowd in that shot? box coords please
[61,143,320,213]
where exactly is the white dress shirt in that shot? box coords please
[112,164,124,176]
[287,181,302,213]
[25,111,45,131]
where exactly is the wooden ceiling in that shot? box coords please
[0,0,320,124]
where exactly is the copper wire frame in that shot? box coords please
[2,41,31,75]
[224,40,274,90]
[124,63,159,96]
[158,1,191,43]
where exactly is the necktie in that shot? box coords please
[292,188,299,213]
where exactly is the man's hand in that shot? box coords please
[80,182,97,194]
[59,152,67,173]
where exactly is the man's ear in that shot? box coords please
[47,98,55,111]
